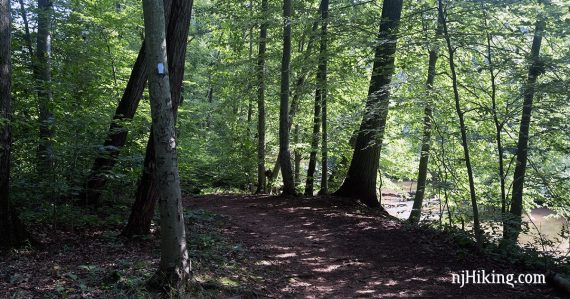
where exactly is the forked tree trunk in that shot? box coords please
[36,0,55,174]
[438,0,481,243]
[121,0,193,237]
[0,0,30,249]
[503,9,546,245]
[81,0,175,206]
[333,0,403,208]
[409,11,442,224]
[278,0,296,195]
[142,0,190,289]
[271,3,320,187]
[255,0,269,194]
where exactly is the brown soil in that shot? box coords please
[186,194,560,298]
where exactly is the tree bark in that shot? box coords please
[503,10,546,244]
[0,0,30,249]
[81,0,175,206]
[122,0,193,237]
[333,0,403,208]
[255,0,269,194]
[279,0,296,195]
[293,124,301,187]
[142,0,190,289]
[480,2,507,221]
[438,0,481,243]
[319,0,329,195]
[269,5,320,186]
[36,0,55,174]
[304,0,329,196]
[409,10,442,224]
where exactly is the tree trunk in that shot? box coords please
[293,124,301,187]
[503,11,546,245]
[122,0,193,237]
[480,2,507,221]
[305,0,329,196]
[36,0,55,174]
[142,0,190,289]
[318,0,329,195]
[255,0,269,194]
[279,0,296,195]
[81,0,175,206]
[269,5,320,186]
[333,0,403,208]
[0,0,30,249]
[304,75,321,195]
[409,11,442,224]
[438,0,481,243]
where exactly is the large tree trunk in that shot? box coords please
[333,0,403,208]
[36,0,55,174]
[503,10,546,245]
[279,0,296,195]
[142,0,190,289]
[121,0,193,237]
[408,11,442,224]
[438,0,481,243]
[0,0,30,249]
[255,0,269,194]
[81,0,175,206]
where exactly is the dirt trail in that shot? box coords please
[186,194,559,298]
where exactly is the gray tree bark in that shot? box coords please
[36,0,55,174]
[142,0,190,289]
[279,0,296,195]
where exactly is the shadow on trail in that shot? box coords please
[185,194,557,298]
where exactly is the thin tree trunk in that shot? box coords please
[481,3,507,219]
[122,0,193,237]
[81,0,175,206]
[142,0,190,289]
[319,0,329,195]
[333,0,403,208]
[0,0,30,249]
[270,5,320,185]
[503,10,546,244]
[438,0,481,243]
[304,74,321,195]
[255,0,269,194]
[294,124,301,187]
[409,11,442,224]
[279,0,295,195]
[17,0,34,62]
[36,0,55,174]
[305,0,329,196]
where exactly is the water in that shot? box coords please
[381,180,570,256]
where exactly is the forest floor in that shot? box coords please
[0,194,563,298]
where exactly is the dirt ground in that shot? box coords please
[186,194,560,298]
[0,194,562,298]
